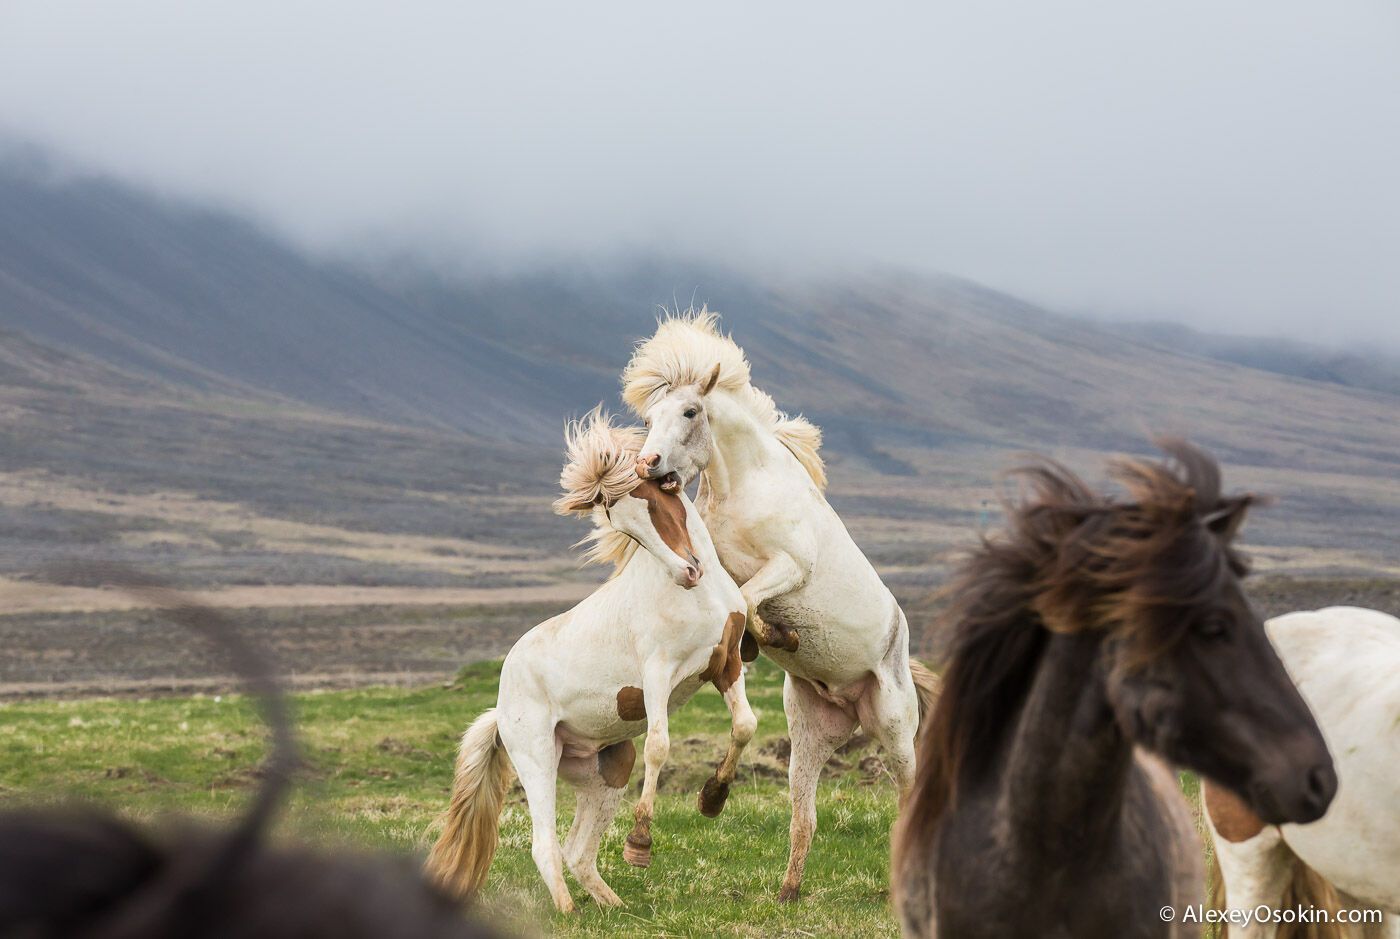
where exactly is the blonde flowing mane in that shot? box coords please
[553,406,646,572]
[621,307,827,491]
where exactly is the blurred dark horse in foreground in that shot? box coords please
[0,568,497,939]
[892,441,1336,939]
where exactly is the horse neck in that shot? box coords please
[702,388,781,502]
[683,498,723,569]
[614,498,724,595]
[998,630,1134,860]
[613,544,680,594]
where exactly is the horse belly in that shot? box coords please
[758,590,894,687]
[553,671,713,751]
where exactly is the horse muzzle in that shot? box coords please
[676,559,703,589]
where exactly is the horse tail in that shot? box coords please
[425,709,514,899]
[909,659,941,731]
[1276,856,1347,939]
[1211,852,1349,939]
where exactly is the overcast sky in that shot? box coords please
[2,1,1397,347]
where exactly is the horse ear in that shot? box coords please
[1204,495,1253,541]
[700,363,722,395]
[554,493,603,516]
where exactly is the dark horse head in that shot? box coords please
[896,439,1335,877]
[1071,444,1335,825]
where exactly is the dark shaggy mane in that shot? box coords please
[892,438,1254,885]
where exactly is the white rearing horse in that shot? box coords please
[1204,606,1400,938]
[623,309,939,901]
[426,408,756,913]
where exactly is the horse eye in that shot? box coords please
[1195,614,1230,641]
[683,408,698,419]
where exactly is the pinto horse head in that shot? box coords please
[555,406,703,589]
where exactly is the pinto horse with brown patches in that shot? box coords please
[892,440,1336,939]
[425,408,756,913]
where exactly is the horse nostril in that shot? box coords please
[643,453,661,469]
[1303,763,1336,811]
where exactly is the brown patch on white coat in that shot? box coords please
[630,476,701,586]
[700,611,747,694]
[1202,780,1269,843]
[597,740,636,789]
[615,686,646,722]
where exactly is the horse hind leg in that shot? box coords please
[559,742,633,907]
[779,672,856,903]
[560,767,628,908]
[504,732,574,913]
[557,753,597,875]
[856,647,922,795]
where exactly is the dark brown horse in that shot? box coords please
[892,441,1336,939]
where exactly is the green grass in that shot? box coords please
[0,657,1225,937]
[0,658,903,938]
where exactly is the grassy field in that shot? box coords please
[0,657,915,938]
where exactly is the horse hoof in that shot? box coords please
[778,884,800,903]
[623,834,652,868]
[697,777,730,817]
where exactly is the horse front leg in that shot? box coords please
[698,666,758,817]
[623,672,673,868]
[740,551,807,652]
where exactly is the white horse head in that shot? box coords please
[622,308,826,491]
[632,364,720,483]
[554,406,703,588]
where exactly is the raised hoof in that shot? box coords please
[623,833,652,868]
[697,777,731,818]
[778,883,800,903]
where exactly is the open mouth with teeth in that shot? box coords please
[658,472,682,492]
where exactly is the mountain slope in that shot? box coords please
[2,166,1399,587]
[0,172,613,442]
[6,169,1400,474]
[1104,320,1400,399]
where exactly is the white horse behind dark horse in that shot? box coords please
[624,310,938,901]
[426,408,755,912]
[1205,606,1400,938]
